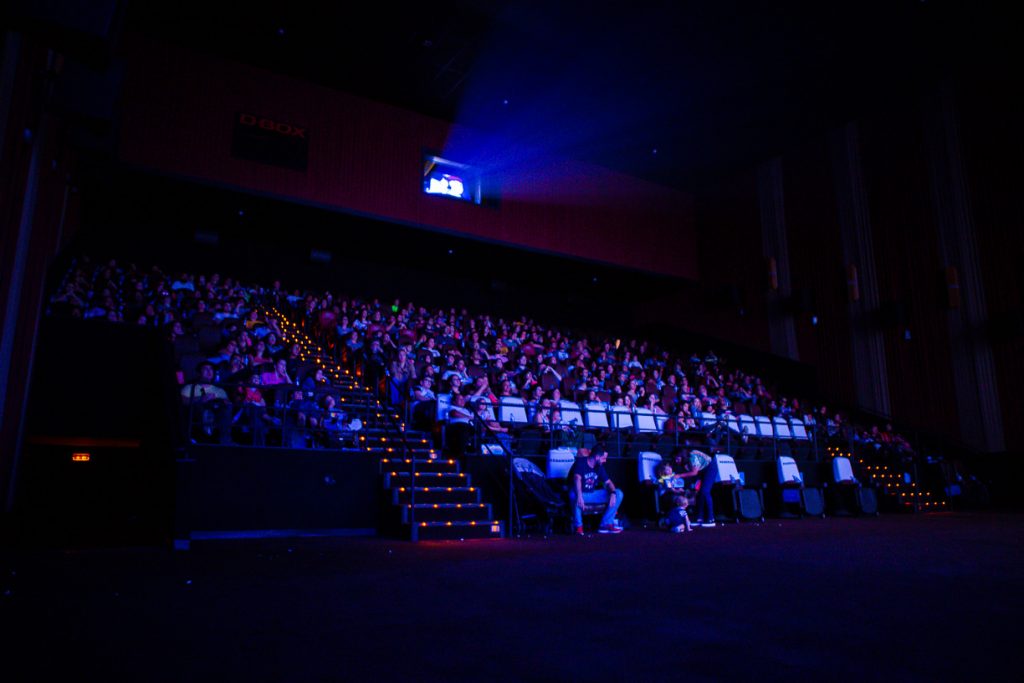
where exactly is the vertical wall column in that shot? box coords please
[0,38,73,514]
[830,122,891,417]
[757,157,799,360]
[926,86,1004,453]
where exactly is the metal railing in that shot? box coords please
[470,411,516,538]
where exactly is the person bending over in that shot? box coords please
[676,448,716,527]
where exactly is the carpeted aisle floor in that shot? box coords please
[1,512,1021,682]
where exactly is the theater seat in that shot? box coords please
[755,416,775,439]
[583,402,610,430]
[638,451,663,516]
[634,408,660,434]
[775,456,823,518]
[546,447,577,479]
[436,393,452,421]
[610,406,633,431]
[557,399,584,428]
[790,418,810,440]
[498,397,529,426]
[713,454,764,522]
[738,414,757,440]
[826,456,874,516]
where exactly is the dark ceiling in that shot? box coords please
[24,1,1022,191]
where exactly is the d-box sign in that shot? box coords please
[231,112,309,171]
[237,114,306,138]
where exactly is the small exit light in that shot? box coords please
[71,453,91,462]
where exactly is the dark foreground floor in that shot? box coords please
[1,512,1021,682]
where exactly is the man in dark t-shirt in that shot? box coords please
[568,446,624,535]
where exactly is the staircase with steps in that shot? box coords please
[379,448,504,541]
[268,306,504,541]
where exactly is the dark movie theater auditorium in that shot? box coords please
[1,2,1021,681]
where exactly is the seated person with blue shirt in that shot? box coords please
[568,446,624,535]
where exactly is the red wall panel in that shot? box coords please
[116,38,696,279]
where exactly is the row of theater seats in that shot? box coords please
[536,449,873,523]
[437,394,816,441]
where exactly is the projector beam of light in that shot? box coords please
[441,4,691,205]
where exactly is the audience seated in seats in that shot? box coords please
[282,343,303,374]
[475,399,512,453]
[644,392,666,415]
[388,348,416,395]
[221,354,247,383]
[544,407,577,447]
[361,337,389,385]
[48,255,920,458]
[236,372,275,446]
[410,375,437,428]
[320,394,360,444]
[446,393,474,455]
[180,362,232,444]
[468,375,498,405]
[261,358,292,386]
[301,367,328,393]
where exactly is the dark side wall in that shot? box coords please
[671,78,1022,454]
